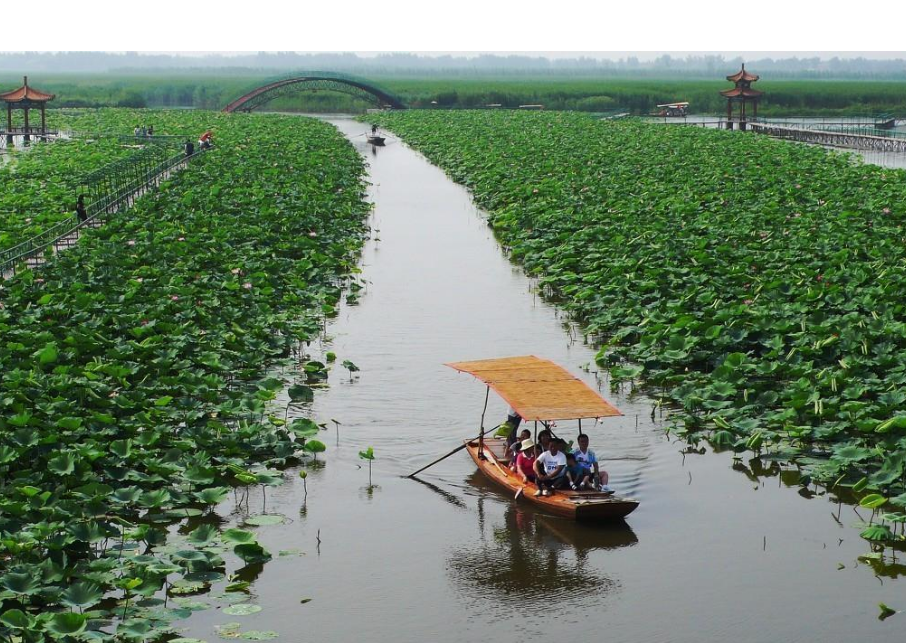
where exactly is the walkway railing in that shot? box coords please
[0,146,208,278]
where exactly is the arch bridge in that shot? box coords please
[222,72,406,113]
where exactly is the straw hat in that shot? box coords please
[520,438,535,451]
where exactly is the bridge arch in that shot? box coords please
[222,72,406,113]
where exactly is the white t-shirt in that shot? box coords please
[537,450,566,476]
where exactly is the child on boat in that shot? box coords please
[564,452,593,490]
[513,440,539,499]
[573,433,612,492]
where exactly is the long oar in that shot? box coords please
[407,425,498,478]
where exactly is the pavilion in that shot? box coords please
[720,65,762,131]
[1,76,55,140]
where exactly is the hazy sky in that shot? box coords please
[148,51,906,61]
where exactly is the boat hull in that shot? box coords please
[465,438,639,521]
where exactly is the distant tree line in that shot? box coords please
[1,51,906,79]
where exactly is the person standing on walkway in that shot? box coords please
[185,139,195,157]
[75,194,87,223]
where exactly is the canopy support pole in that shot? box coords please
[478,385,489,460]
[578,418,582,439]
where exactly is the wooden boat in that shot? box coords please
[366,135,386,146]
[447,355,640,522]
[465,436,638,521]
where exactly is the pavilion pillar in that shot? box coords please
[41,104,46,134]
[23,106,29,142]
[5,103,10,131]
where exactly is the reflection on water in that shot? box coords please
[448,474,635,615]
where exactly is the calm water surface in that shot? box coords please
[179,116,906,642]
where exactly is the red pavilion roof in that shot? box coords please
[0,77,55,103]
[726,65,759,83]
[720,87,763,98]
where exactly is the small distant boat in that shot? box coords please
[367,135,385,146]
[446,355,640,521]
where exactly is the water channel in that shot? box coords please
[179,116,906,642]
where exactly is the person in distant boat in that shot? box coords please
[133,125,140,137]
[573,433,610,491]
[75,194,87,223]
[533,438,567,497]
[147,125,154,137]
[564,452,592,490]
[371,124,378,135]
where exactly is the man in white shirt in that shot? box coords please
[532,438,567,497]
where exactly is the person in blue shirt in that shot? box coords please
[573,433,612,492]
[564,452,592,490]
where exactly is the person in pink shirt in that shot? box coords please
[514,439,540,499]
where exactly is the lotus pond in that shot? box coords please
[0,113,369,639]
[369,109,906,538]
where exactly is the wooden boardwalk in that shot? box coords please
[1,152,200,280]
[750,122,906,153]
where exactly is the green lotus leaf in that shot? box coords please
[196,487,231,505]
[244,514,285,526]
[0,609,34,629]
[47,452,77,476]
[287,384,314,403]
[1,572,41,595]
[223,603,263,616]
[60,580,104,608]
[46,612,88,636]
[222,528,256,544]
[233,543,272,564]
[188,524,219,546]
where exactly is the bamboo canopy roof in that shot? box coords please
[0,77,54,103]
[445,355,622,422]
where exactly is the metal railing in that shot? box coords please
[0,146,208,277]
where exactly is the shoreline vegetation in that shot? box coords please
[0,74,904,116]
[0,112,369,639]
[369,110,906,541]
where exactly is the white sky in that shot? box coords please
[5,1,906,55]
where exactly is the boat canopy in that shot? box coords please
[445,355,622,422]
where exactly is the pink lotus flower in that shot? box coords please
[135,277,143,283]
[25,218,32,223]
[242,282,253,290]
[883,208,891,215]
[743,299,753,305]
[177,237,185,242]
[231,268,241,275]
[171,295,179,301]
[308,231,317,238]
[532,188,539,194]
[795,184,801,189]
[127,240,136,246]
[35,278,44,284]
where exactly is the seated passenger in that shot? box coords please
[533,438,567,497]
[564,452,593,490]
[536,428,552,454]
[514,440,539,499]
[573,433,611,491]
[507,429,532,465]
